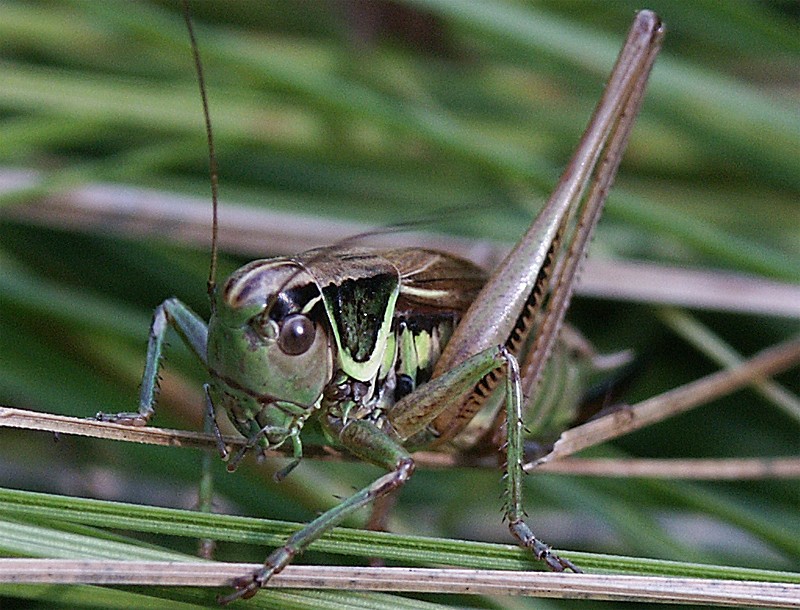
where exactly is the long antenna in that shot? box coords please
[181,0,219,310]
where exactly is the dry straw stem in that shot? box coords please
[1,560,799,607]
[2,168,799,319]
[3,335,799,480]
[2,405,798,479]
[534,335,800,467]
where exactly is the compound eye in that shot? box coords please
[277,314,316,355]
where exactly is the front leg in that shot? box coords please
[218,418,414,604]
[95,297,208,425]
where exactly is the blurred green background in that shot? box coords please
[0,1,798,608]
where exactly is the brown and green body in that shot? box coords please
[99,9,665,603]
[208,246,596,459]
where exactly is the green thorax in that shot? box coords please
[295,247,400,383]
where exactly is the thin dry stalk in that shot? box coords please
[2,167,799,318]
[0,560,798,607]
[534,336,800,468]
[2,335,798,479]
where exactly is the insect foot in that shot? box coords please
[217,547,292,605]
[217,572,267,605]
[509,519,582,573]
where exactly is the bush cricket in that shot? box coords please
[89,6,666,603]
[0,0,796,604]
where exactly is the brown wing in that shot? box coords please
[380,248,486,314]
